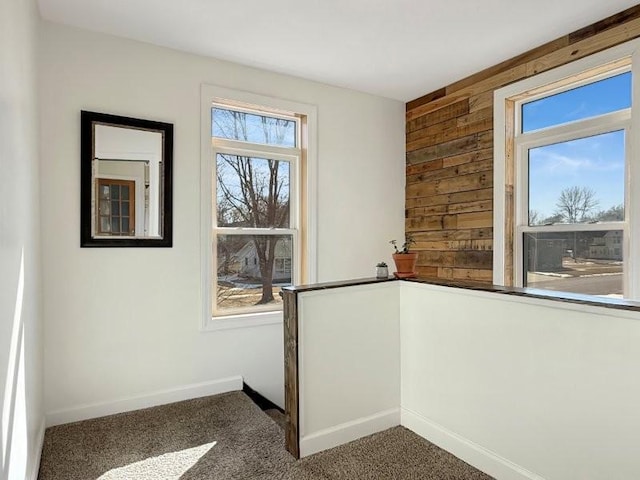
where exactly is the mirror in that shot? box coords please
[80,111,173,247]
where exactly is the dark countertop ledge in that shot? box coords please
[282,276,640,314]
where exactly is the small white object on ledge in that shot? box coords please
[376,263,389,279]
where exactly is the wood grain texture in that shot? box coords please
[406,87,447,112]
[405,5,640,284]
[569,5,640,44]
[283,290,299,459]
[406,158,492,185]
[406,99,469,134]
[405,188,493,209]
[503,101,516,286]
[445,37,570,96]
[406,116,492,152]
[406,131,492,165]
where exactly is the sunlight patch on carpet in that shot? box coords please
[97,442,216,479]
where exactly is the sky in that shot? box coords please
[522,71,631,222]
[212,108,293,228]
[212,107,296,147]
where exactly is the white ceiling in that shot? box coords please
[38,0,640,101]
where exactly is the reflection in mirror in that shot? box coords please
[81,111,173,247]
[94,125,162,238]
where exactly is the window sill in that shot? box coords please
[202,310,283,332]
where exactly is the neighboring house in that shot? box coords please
[230,238,292,281]
[526,230,624,272]
[526,236,564,272]
[589,230,623,260]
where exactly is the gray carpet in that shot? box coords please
[38,391,493,479]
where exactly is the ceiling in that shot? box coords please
[38,0,640,102]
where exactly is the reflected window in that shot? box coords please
[96,179,135,236]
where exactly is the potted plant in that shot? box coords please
[376,262,389,278]
[390,234,417,278]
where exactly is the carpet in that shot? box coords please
[38,391,493,479]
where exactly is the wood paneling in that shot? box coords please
[406,131,492,165]
[406,87,447,112]
[405,5,640,284]
[406,99,469,134]
[569,5,640,44]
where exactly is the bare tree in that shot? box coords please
[528,210,542,225]
[592,204,624,222]
[215,109,292,304]
[555,186,599,223]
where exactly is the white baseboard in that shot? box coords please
[28,418,46,480]
[300,408,400,458]
[401,408,545,480]
[46,375,243,427]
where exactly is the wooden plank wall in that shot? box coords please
[405,5,640,283]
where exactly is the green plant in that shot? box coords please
[390,234,415,254]
[376,261,388,268]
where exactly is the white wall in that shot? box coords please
[38,22,405,419]
[401,282,640,480]
[292,280,640,477]
[0,0,44,478]
[298,283,400,456]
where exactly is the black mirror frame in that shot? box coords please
[80,110,173,247]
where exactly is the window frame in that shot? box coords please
[200,84,318,331]
[494,38,640,300]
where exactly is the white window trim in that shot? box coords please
[200,84,318,331]
[493,38,640,299]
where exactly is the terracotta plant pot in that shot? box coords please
[392,252,418,278]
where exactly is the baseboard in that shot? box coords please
[46,375,243,427]
[299,408,400,458]
[28,418,46,480]
[401,408,545,480]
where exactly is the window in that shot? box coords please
[494,40,640,300]
[96,179,135,236]
[213,107,299,317]
[201,85,317,328]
